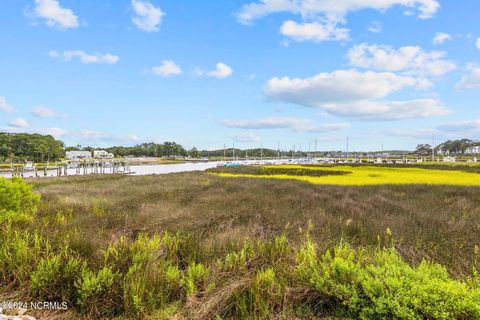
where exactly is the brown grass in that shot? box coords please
[29,171,480,277]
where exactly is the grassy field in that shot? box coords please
[214,164,480,186]
[1,166,480,319]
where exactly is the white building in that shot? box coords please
[93,150,114,159]
[66,151,92,159]
[465,146,480,154]
[443,156,456,163]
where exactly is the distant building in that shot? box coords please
[465,146,480,154]
[443,156,456,163]
[93,150,114,159]
[66,151,92,159]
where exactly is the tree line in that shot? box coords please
[2,132,478,163]
[0,133,64,163]
[74,142,189,158]
[436,139,478,155]
[414,139,479,156]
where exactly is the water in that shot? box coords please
[130,162,219,175]
[0,162,220,179]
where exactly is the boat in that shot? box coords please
[67,161,79,169]
[224,162,241,167]
[24,161,35,171]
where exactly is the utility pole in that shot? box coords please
[346,136,349,160]
[260,142,263,161]
[223,143,226,161]
[233,141,235,160]
[308,142,311,159]
[315,139,317,159]
[432,134,435,162]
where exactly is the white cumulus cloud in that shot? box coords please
[9,118,30,129]
[280,20,349,43]
[195,63,233,79]
[0,97,14,113]
[131,0,164,32]
[40,127,67,137]
[264,70,449,120]
[456,64,480,90]
[347,43,456,77]
[237,0,439,42]
[49,50,119,64]
[31,106,59,118]
[237,0,439,23]
[433,32,451,45]
[32,0,79,30]
[222,117,350,132]
[321,99,450,120]
[152,60,182,77]
[476,38,480,50]
[208,63,233,78]
[265,70,424,105]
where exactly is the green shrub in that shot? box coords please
[102,234,186,318]
[30,247,86,303]
[220,236,291,273]
[221,243,254,272]
[161,231,200,266]
[0,177,40,222]
[0,228,47,288]
[122,235,183,318]
[295,242,480,319]
[103,236,132,272]
[2,222,479,319]
[183,262,210,297]
[76,266,123,319]
[250,268,283,318]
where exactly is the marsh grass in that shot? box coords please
[29,171,480,276]
[1,170,479,319]
[1,224,479,319]
[213,165,480,186]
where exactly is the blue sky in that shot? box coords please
[1,0,480,151]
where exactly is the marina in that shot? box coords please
[0,161,219,178]
[0,156,450,179]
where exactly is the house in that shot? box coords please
[465,146,480,154]
[93,150,114,159]
[66,151,92,159]
[443,156,456,163]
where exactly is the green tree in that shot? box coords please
[189,147,200,158]
[0,133,65,162]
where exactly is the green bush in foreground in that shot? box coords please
[30,246,87,303]
[0,176,40,222]
[1,224,479,319]
[295,241,480,319]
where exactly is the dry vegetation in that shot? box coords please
[30,169,480,276]
[1,168,480,319]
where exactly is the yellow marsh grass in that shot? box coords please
[215,165,480,186]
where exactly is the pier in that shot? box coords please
[0,160,131,179]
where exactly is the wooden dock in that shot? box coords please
[0,160,131,178]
